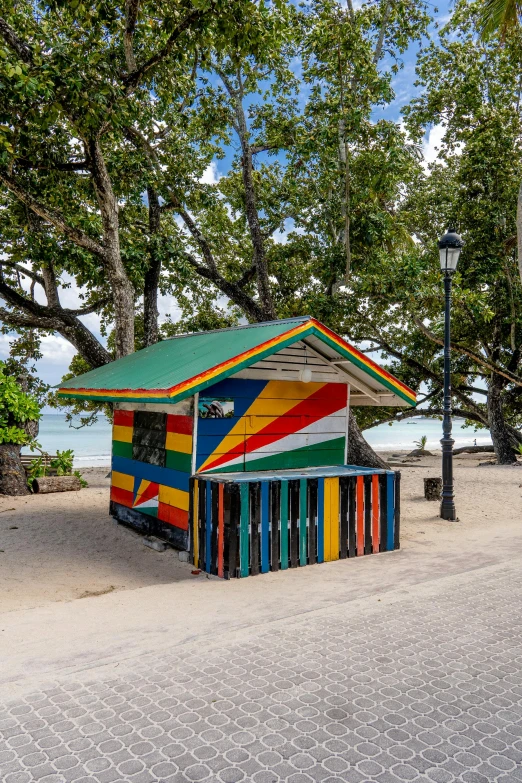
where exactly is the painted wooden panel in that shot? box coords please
[111,407,194,541]
[240,483,249,577]
[196,378,347,474]
[372,474,380,554]
[261,481,270,574]
[356,476,364,556]
[188,469,399,578]
[299,478,307,566]
[280,480,289,570]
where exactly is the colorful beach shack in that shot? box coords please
[58,317,416,578]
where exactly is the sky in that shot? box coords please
[1,0,453,396]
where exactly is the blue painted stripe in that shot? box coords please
[261,481,269,573]
[386,473,395,551]
[206,481,212,573]
[111,456,189,491]
[202,378,268,401]
[317,478,325,563]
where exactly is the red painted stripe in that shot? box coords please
[243,386,346,453]
[158,503,189,529]
[110,486,134,508]
[133,481,159,507]
[372,474,380,554]
[203,384,346,472]
[166,414,193,435]
[218,484,224,578]
[356,476,364,556]
[114,409,134,427]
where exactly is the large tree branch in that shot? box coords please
[123,7,204,91]
[0,306,59,330]
[0,170,106,258]
[413,316,522,387]
[363,405,488,431]
[124,0,140,72]
[373,0,392,64]
[0,17,33,64]
[1,263,44,287]
[183,251,266,323]
[216,64,275,319]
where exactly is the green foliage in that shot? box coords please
[414,435,428,450]
[26,448,87,487]
[0,360,40,445]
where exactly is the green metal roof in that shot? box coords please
[57,316,416,406]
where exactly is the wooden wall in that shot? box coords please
[110,406,194,547]
[196,378,348,474]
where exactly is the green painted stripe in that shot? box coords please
[299,478,307,567]
[280,480,289,570]
[166,450,192,473]
[243,438,346,473]
[200,462,244,474]
[240,483,250,577]
[112,440,133,459]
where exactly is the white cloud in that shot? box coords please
[200,161,221,185]
[422,123,446,167]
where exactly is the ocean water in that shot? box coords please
[22,414,113,467]
[21,414,492,467]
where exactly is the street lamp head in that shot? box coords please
[438,227,464,273]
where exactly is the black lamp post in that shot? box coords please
[438,227,464,521]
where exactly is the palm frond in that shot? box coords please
[477,0,521,39]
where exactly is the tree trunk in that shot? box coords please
[143,186,162,347]
[0,443,29,495]
[348,412,389,469]
[59,316,111,367]
[487,377,516,464]
[88,137,135,358]
[517,182,522,280]
[233,83,275,320]
[32,475,81,493]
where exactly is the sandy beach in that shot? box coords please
[0,451,520,614]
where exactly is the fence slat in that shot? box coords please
[280,480,289,569]
[299,478,308,567]
[261,481,270,574]
[372,474,380,554]
[317,478,324,564]
[240,483,249,577]
[364,475,372,556]
[386,473,395,552]
[356,475,364,556]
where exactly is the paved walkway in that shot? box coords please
[1,553,522,783]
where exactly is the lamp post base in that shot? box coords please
[440,499,457,521]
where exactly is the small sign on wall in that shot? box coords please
[198,397,235,419]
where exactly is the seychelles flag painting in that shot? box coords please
[133,478,159,517]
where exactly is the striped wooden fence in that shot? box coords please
[189,471,400,579]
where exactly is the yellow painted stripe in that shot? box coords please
[324,477,340,562]
[165,432,193,454]
[199,380,324,471]
[113,424,133,443]
[112,471,134,492]
[193,480,199,567]
[158,485,190,511]
[135,479,151,497]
